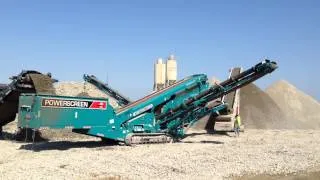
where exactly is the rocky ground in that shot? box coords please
[1,80,319,180]
[0,128,319,180]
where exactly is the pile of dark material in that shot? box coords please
[29,74,55,94]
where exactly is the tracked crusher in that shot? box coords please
[18,60,278,145]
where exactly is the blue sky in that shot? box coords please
[0,0,319,100]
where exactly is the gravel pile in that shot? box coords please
[240,83,291,129]
[266,80,320,129]
[240,82,320,129]
[0,130,319,180]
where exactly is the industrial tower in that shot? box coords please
[154,55,177,91]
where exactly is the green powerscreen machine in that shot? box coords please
[18,60,277,145]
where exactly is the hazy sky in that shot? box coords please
[0,0,319,100]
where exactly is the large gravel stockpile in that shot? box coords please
[266,80,320,129]
[0,130,319,180]
[54,82,121,109]
[240,83,301,129]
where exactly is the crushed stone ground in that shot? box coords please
[0,129,319,180]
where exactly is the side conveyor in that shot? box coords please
[84,74,131,107]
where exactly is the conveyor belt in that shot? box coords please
[84,74,131,107]
[117,76,192,113]
[222,67,241,111]
[156,60,278,121]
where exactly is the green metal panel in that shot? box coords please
[19,95,115,129]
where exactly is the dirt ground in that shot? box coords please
[0,128,319,180]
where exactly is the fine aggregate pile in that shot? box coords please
[266,80,320,129]
[240,82,320,129]
[240,83,291,129]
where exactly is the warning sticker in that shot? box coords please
[41,98,107,110]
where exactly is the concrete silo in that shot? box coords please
[166,54,177,86]
[154,58,166,91]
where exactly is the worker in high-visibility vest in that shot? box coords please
[234,115,241,136]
